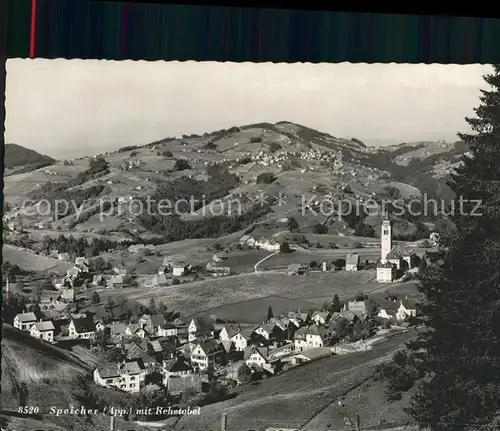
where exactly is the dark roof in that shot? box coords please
[96,363,121,379]
[165,357,193,373]
[72,317,96,333]
[197,339,222,356]
[97,361,143,379]
[386,243,416,259]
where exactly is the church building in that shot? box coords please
[376,218,395,283]
[376,216,417,283]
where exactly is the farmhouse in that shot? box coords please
[230,328,255,352]
[344,300,367,318]
[69,317,96,339]
[287,263,308,275]
[345,253,360,272]
[162,357,193,385]
[396,299,418,321]
[14,312,37,331]
[311,311,331,326]
[30,320,55,343]
[128,244,145,253]
[93,361,146,393]
[376,262,394,283]
[139,314,166,336]
[190,340,225,371]
[188,318,215,342]
[292,346,331,366]
[255,236,280,251]
[172,261,187,277]
[254,323,276,340]
[244,346,280,374]
[157,322,177,338]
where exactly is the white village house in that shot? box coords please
[30,320,55,343]
[94,361,146,393]
[345,253,360,271]
[69,317,97,339]
[14,312,37,331]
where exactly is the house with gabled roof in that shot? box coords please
[158,322,178,338]
[244,346,281,374]
[345,253,360,271]
[190,339,225,371]
[93,361,146,393]
[162,356,193,385]
[292,346,332,365]
[230,328,255,352]
[107,274,125,289]
[60,288,75,303]
[396,298,418,321]
[139,313,166,336]
[68,317,96,339]
[254,322,276,341]
[311,311,331,326]
[255,237,280,251]
[188,318,215,342]
[14,312,37,331]
[30,320,55,343]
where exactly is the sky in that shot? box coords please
[5,59,493,159]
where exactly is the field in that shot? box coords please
[187,295,317,324]
[103,270,389,313]
[3,244,73,273]
[174,330,417,431]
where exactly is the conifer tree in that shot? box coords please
[407,65,500,430]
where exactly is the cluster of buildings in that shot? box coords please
[376,217,418,283]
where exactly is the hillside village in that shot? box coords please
[1,122,455,428]
[4,212,427,421]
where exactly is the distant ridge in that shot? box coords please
[5,143,55,175]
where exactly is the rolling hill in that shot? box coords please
[3,121,466,245]
[4,143,56,176]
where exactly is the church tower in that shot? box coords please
[380,217,392,264]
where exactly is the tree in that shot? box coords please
[309,261,318,269]
[267,306,274,321]
[406,66,500,430]
[256,172,276,184]
[330,294,341,313]
[280,241,292,253]
[91,292,101,304]
[287,217,299,232]
[174,159,191,171]
[147,298,157,314]
[313,223,328,234]
[269,142,282,153]
[237,363,253,383]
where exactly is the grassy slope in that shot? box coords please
[3,244,73,273]
[175,330,417,431]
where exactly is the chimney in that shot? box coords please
[220,413,227,431]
